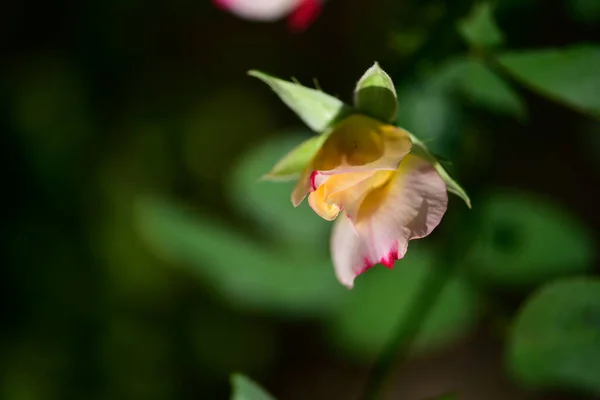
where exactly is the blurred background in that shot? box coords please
[2,0,600,399]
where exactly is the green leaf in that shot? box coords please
[261,134,327,181]
[248,70,353,133]
[327,246,478,359]
[135,197,343,316]
[407,133,471,208]
[468,191,595,287]
[457,2,504,49]
[508,277,600,394]
[430,57,526,120]
[231,374,276,400]
[229,133,331,247]
[497,45,600,118]
[354,62,398,123]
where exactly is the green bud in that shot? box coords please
[353,62,398,123]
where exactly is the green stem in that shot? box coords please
[359,209,475,400]
[358,257,454,400]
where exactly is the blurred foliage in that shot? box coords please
[327,244,479,360]
[497,45,600,118]
[457,2,504,49]
[508,278,600,395]
[468,190,596,288]
[2,0,600,399]
[230,374,276,400]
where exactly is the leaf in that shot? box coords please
[508,277,600,394]
[248,70,353,133]
[408,133,471,208]
[327,246,478,359]
[229,133,331,247]
[457,2,504,48]
[135,197,343,316]
[497,45,600,118]
[430,57,526,120]
[468,191,595,287]
[261,134,327,181]
[231,374,277,400]
[354,62,398,123]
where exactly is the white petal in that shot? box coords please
[331,215,363,288]
[216,0,302,21]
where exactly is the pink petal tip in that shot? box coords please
[288,0,322,32]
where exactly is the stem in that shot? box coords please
[359,209,475,400]
[358,258,454,400]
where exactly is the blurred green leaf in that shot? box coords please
[231,374,276,400]
[408,133,472,208]
[262,135,327,181]
[327,246,478,359]
[497,45,600,118]
[136,197,344,316]
[469,191,595,287]
[457,2,504,48]
[431,57,526,120]
[568,0,600,25]
[508,277,600,394]
[354,62,398,123]
[248,70,353,133]
[229,133,331,247]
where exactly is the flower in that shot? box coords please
[250,63,469,288]
[213,0,323,32]
[288,114,448,288]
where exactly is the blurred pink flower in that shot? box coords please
[214,0,323,31]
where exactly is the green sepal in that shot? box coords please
[261,134,328,181]
[248,70,353,133]
[408,132,472,208]
[354,62,398,123]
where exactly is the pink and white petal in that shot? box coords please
[214,0,302,21]
[355,154,448,259]
[330,155,448,288]
[331,215,364,288]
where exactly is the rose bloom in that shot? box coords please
[284,114,448,288]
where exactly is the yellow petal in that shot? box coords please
[308,183,341,220]
[312,114,412,174]
[325,170,394,221]
[290,115,412,208]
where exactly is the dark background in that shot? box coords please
[2,0,599,399]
